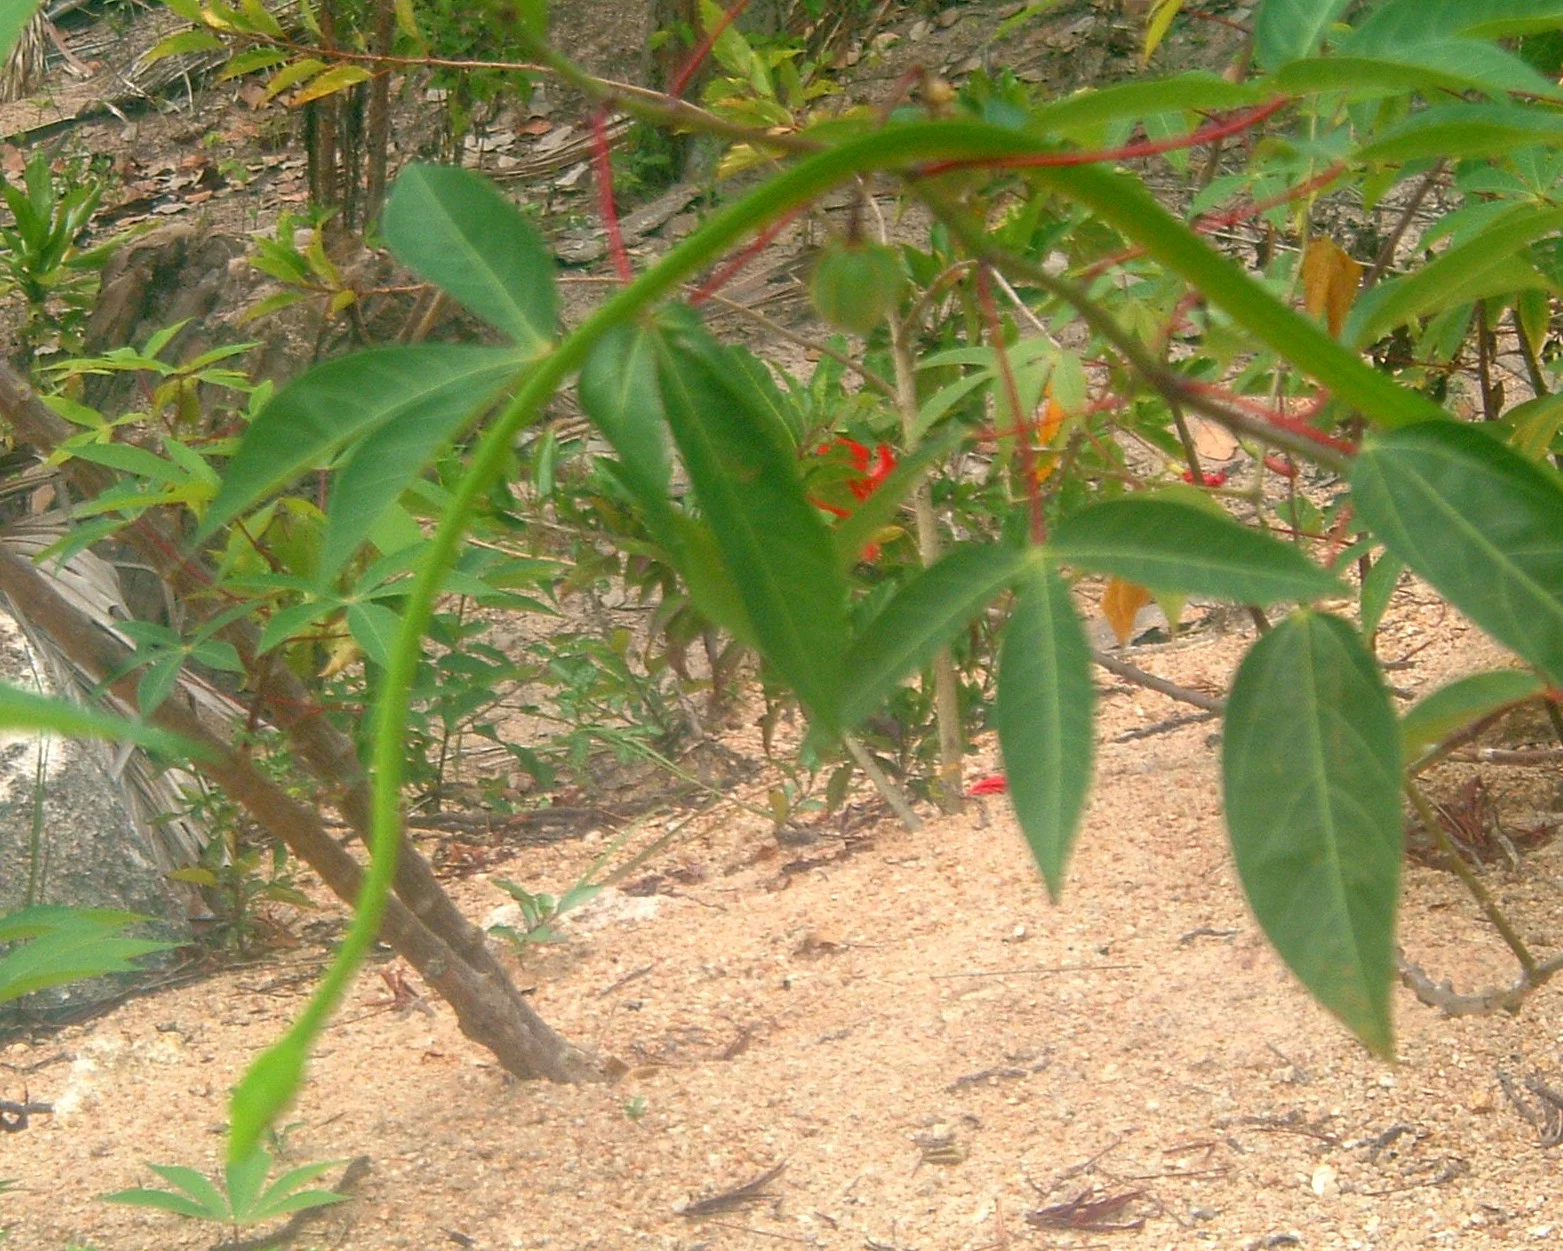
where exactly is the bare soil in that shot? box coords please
[5,4,1563,1250]
[7,585,1563,1251]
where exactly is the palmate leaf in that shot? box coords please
[1047,498,1344,603]
[1351,422,1563,687]
[381,164,558,356]
[1222,612,1401,1057]
[996,561,1095,902]
[0,908,171,1006]
[654,311,849,733]
[1253,0,1352,70]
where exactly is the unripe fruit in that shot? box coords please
[809,241,905,336]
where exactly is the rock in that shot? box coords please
[0,604,192,1021]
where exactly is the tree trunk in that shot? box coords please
[0,365,595,1082]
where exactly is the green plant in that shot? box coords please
[0,906,172,1007]
[0,147,125,359]
[489,876,601,948]
[3,0,1563,1182]
[102,1145,347,1238]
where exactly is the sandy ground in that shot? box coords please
[5,582,1563,1251]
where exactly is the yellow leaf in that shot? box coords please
[1143,0,1184,64]
[1101,577,1153,647]
[1301,236,1362,339]
[318,634,361,679]
[289,64,374,107]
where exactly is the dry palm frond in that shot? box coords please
[0,11,49,104]
[0,510,247,874]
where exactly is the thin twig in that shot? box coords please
[845,734,922,833]
[702,292,896,397]
[1406,779,1536,976]
[1092,650,1226,714]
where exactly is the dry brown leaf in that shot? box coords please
[1189,415,1238,462]
[1101,577,1153,647]
[1301,236,1362,339]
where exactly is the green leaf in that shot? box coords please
[655,313,849,732]
[252,1159,346,1221]
[1358,102,1563,164]
[201,346,519,541]
[1253,0,1351,70]
[1348,207,1563,347]
[0,909,171,1006]
[1029,73,1264,140]
[1346,0,1563,48]
[144,1163,230,1217]
[289,64,373,106]
[99,1188,216,1219]
[318,361,516,579]
[382,164,558,355]
[996,561,1095,903]
[143,28,226,61]
[1047,498,1345,603]
[1351,422,1563,686]
[1401,669,1545,757]
[0,683,198,756]
[346,602,402,669]
[1274,42,1563,102]
[224,1149,271,1222]
[840,544,1036,729]
[578,321,671,499]
[1507,392,1563,460]
[1222,611,1401,1057]
[228,1034,307,1163]
[1359,552,1403,638]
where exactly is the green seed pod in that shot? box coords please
[809,241,906,336]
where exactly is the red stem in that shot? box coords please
[917,98,1288,177]
[976,264,1046,544]
[592,106,632,283]
[690,207,803,305]
[670,0,753,99]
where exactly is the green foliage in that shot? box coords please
[1223,612,1402,1057]
[0,907,172,1006]
[23,0,1563,1161]
[0,148,126,358]
[102,1145,346,1232]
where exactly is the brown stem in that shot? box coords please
[1406,779,1536,976]
[0,546,594,1082]
[1513,305,1549,398]
[0,365,543,1059]
[1476,299,1501,422]
[889,310,963,812]
[1363,160,1446,290]
[362,0,395,225]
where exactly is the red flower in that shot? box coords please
[812,438,897,559]
[967,773,1009,796]
[1180,469,1228,487]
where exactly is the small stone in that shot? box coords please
[1310,1163,1339,1199]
